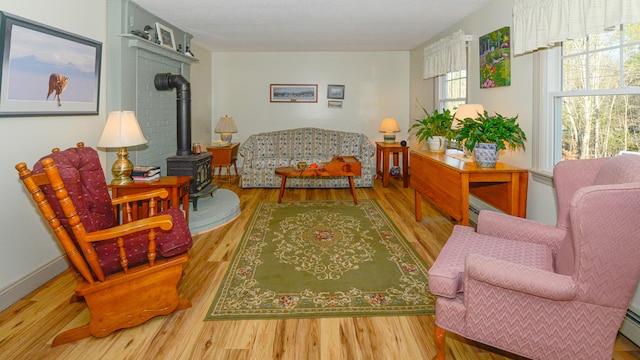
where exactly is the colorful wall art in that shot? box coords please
[479,26,511,88]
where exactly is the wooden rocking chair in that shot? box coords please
[15,143,193,346]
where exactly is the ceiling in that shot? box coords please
[134,0,493,52]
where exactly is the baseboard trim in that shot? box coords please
[0,256,69,312]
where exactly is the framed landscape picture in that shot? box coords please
[270,84,318,103]
[327,84,345,99]
[0,11,102,116]
[479,26,511,88]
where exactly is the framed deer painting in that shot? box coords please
[0,12,102,117]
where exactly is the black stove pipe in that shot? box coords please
[154,73,192,156]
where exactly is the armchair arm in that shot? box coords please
[111,189,169,205]
[83,214,173,243]
[477,210,567,254]
[83,214,174,271]
[466,253,577,301]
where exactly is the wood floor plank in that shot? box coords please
[1,176,638,359]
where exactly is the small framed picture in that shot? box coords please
[155,22,176,50]
[270,84,318,103]
[328,100,343,109]
[327,84,345,99]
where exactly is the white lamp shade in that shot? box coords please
[379,118,400,133]
[215,115,238,133]
[452,104,484,129]
[97,111,147,148]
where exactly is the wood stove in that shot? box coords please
[155,73,216,210]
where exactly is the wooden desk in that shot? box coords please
[410,150,528,225]
[375,142,409,188]
[206,143,239,183]
[110,176,191,223]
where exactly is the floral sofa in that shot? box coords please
[239,127,376,188]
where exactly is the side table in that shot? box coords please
[206,143,239,182]
[110,176,191,223]
[375,142,409,188]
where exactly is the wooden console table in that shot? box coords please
[410,150,528,225]
[110,176,191,223]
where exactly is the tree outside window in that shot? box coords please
[559,24,640,160]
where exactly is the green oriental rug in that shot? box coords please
[206,200,435,320]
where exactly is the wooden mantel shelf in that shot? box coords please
[119,34,199,64]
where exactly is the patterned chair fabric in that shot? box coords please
[428,153,640,360]
[33,146,192,276]
[239,127,376,188]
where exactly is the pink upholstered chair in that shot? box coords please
[16,143,193,346]
[428,153,640,360]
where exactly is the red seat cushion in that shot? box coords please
[94,207,192,275]
[34,146,192,276]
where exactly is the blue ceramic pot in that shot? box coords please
[473,143,498,167]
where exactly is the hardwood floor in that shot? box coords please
[1,176,639,359]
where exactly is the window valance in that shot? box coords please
[423,30,469,79]
[513,0,640,55]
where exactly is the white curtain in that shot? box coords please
[513,0,640,55]
[423,30,468,79]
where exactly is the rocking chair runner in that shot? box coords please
[16,143,193,346]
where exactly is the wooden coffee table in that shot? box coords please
[275,156,362,204]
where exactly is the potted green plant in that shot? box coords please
[454,111,526,167]
[409,101,456,153]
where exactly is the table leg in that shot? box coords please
[415,191,422,221]
[348,176,357,205]
[226,165,231,183]
[460,174,470,226]
[382,149,390,187]
[375,146,382,179]
[278,175,287,203]
[181,188,189,223]
[402,147,409,188]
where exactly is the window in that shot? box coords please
[437,70,467,112]
[546,24,640,165]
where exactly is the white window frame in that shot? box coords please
[437,70,467,112]
[532,26,640,185]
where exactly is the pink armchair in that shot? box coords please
[428,153,640,360]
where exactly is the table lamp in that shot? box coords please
[453,104,484,129]
[215,115,238,142]
[453,104,484,156]
[97,111,147,185]
[379,118,400,143]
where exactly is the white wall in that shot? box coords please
[409,0,557,224]
[0,0,108,310]
[189,42,213,147]
[210,51,410,161]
